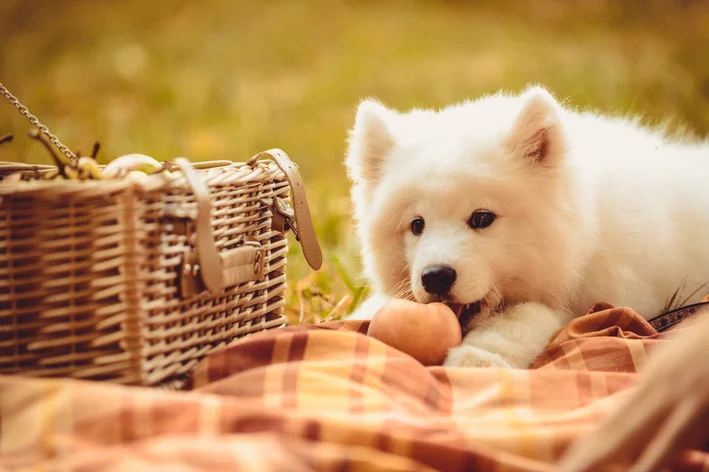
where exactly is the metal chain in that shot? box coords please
[0,81,77,162]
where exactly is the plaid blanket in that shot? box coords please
[1,303,708,472]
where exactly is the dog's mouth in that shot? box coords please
[424,291,502,337]
[445,300,485,336]
[437,292,504,337]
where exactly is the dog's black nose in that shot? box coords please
[421,265,457,296]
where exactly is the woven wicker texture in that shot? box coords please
[0,160,289,386]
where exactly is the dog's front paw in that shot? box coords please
[443,345,513,368]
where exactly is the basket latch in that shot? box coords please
[179,238,265,298]
[172,158,267,298]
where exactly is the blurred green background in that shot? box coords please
[2,0,709,323]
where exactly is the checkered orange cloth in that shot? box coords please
[1,304,708,471]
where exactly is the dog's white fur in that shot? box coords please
[345,85,709,368]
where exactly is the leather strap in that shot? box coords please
[249,149,323,271]
[174,158,225,293]
[172,151,322,297]
[173,158,267,298]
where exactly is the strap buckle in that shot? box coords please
[261,196,300,241]
[250,149,322,270]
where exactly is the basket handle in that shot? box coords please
[173,158,265,296]
[248,149,323,271]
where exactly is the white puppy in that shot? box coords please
[345,85,709,369]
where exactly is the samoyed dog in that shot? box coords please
[345,85,709,369]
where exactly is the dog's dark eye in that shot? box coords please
[468,210,496,230]
[411,217,425,235]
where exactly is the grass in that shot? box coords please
[2,0,709,323]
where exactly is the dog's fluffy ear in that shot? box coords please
[506,86,564,166]
[346,99,396,183]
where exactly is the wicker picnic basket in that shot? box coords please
[0,150,322,386]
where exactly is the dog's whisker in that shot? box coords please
[388,273,414,302]
[389,280,410,298]
[384,211,409,233]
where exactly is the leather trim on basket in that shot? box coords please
[250,149,323,271]
[174,158,268,297]
[180,242,265,298]
[173,158,226,293]
[172,150,322,298]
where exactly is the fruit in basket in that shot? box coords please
[5,131,164,183]
[103,154,161,178]
[9,131,105,182]
[125,170,150,181]
[77,156,104,180]
[367,299,462,366]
